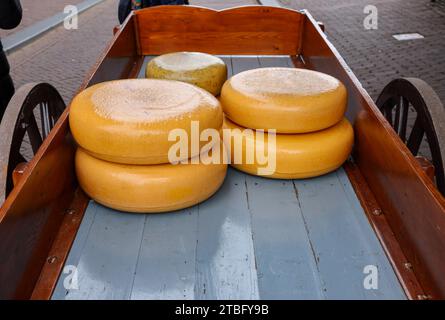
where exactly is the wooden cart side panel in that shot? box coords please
[135,5,304,55]
[0,15,141,300]
[299,12,445,298]
[0,120,76,299]
[83,14,142,87]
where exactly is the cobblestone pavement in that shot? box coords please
[280,0,445,103]
[0,0,85,38]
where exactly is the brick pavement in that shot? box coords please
[0,0,85,38]
[5,0,118,158]
[280,0,445,104]
[279,0,445,159]
[7,0,118,103]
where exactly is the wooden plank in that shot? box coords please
[192,59,260,300]
[343,162,425,299]
[130,207,199,300]
[137,56,154,79]
[231,56,260,74]
[32,189,90,300]
[53,202,146,300]
[51,201,99,300]
[135,6,304,55]
[232,53,323,299]
[294,169,405,300]
[52,173,408,300]
[300,10,445,298]
[0,136,76,299]
[195,169,259,300]
[258,56,293,68]
[0,14,140,299]
[245,175,325,299]
[51,53,407,301]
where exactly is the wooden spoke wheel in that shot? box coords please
[0,83,66,203]
[376,77,445,195]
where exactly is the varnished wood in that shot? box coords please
[291,33,432,299]
[0,132,76,299]
[0,14,140,299]
[30,189,89,300]
[12,162,28,186]
[416,157,435,182]
[2,5,445,300]
[299,10,445,298]
[344,162,425,299]
[135,6,304,55]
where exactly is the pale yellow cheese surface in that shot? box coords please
[75,147,228,213]
[146,52,227,96]
[223,117,354,179]
[69,79,223,165]
[221,68,347,133]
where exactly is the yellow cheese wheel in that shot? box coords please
[221,67,347,133]
[146,52,227,96]
[75,147,228,213]
[69,79,223,165]
[223,117,354,179]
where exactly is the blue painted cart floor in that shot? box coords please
[53,167,405,300]
[52,56,405,300]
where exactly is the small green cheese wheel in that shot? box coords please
[146,52,227,96]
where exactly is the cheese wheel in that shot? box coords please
[221,67,347,133]
[146,52,227,96]
[75,146,228,213]
[69,79,223,165]
[223,117,354,179]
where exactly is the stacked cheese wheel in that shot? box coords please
[220,67,354,179]
[70,79,227,213]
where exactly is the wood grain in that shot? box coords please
[135,6,304,55]
[3,5,445,300]
[295,169,405,299]
[0,15,141,299]
[0,131,76,299]
[344,162,425,300]
[299,10,445,298]
[50,57,404,301]
[30,189,89,300]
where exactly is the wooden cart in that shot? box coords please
[1,5,444,300]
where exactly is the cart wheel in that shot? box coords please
[376,77,445,195]
[0,83,66,203]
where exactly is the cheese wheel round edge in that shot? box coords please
[220,68,347,133]
[146,52,228,96]
[75,146,228,213]
[223,117,354,179]
[69,79,223,165]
